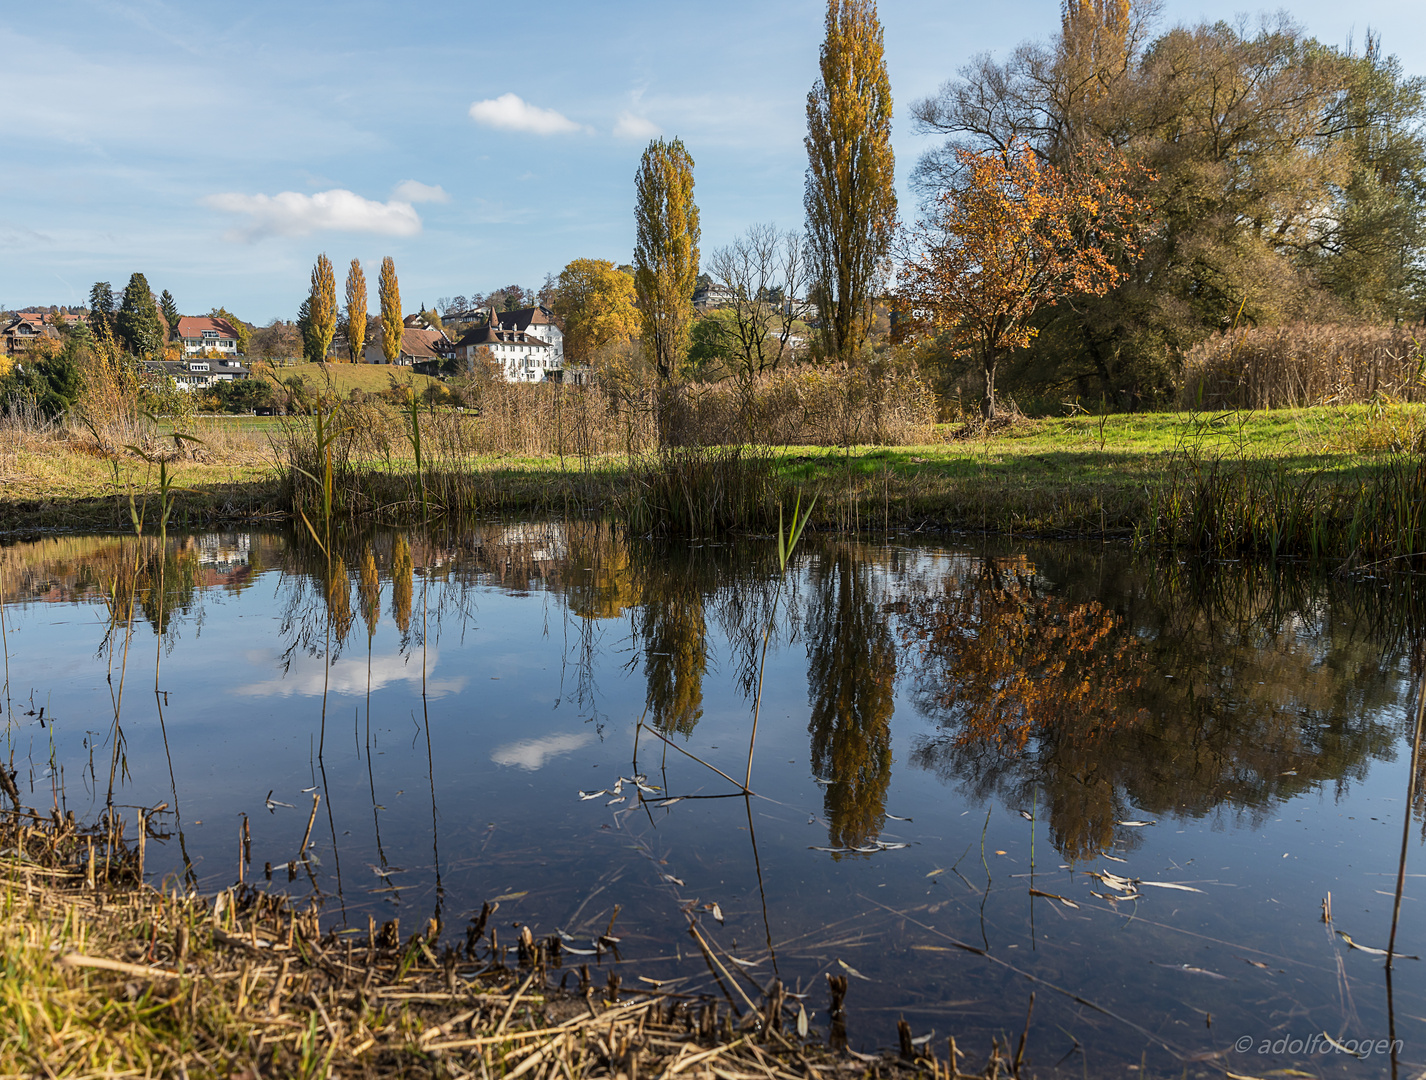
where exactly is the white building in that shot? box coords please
[176,316,242,357]
[445,306,564,382]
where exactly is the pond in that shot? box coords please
[3,524,1425,1076]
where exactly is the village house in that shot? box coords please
[2,312,64,356]
[176,316,242,357]
[362,320,450,366]
[144,356,250,391]
[440,306,564,382]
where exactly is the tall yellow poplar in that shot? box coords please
[345,259,368,363]
[804,0,897,364]
[310,253,337,361]
[379,256,402,365]
[633,138,700,380]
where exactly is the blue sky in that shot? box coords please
[3,0,1422,325]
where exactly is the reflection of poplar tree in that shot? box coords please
[358,546,380,640]
[641,575,708,737]
[806,548,896,850]
[391,536,413,638]
[325,555,354,646]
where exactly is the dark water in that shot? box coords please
[4,524,1426,1076]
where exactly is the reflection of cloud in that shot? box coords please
[203,188,422,241]
[237,647,465,699]
[491,732,593,771]
[468,93,583,135]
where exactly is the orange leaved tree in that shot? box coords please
[898,141,1149,418]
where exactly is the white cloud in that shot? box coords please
[468,93,582,136]
[613,112,662,140]
[203,189,423,242]
[490,732,594,771]
[392,179,450,204]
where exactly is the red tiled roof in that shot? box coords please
[176,316,240,339]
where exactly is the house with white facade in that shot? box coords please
[176,317,242,357]
[443,306,563,382]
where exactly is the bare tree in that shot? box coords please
[705,224,809,380]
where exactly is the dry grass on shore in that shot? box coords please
[1,799,993,1080]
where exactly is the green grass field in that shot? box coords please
[4,403,1422,550]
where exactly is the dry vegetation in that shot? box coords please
[1,799,992,1080]
[1180,324,1426,410]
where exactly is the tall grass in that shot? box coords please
[1181,324,1426,410]
[619,445,783,537]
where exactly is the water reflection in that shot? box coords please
[6,525,1426,1072]
[805,544,896,852]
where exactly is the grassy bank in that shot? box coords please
[1,404,1422,562]
[1,801,986,1079]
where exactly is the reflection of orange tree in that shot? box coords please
[806,548,896,851]
[902,558,1146,861]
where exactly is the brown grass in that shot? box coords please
[1181,323,1426,410]
[1,801,986,1080]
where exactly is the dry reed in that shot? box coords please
[1181,324,1426,410]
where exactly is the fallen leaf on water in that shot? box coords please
[1150,961,1227,980]
[994,850,1007,856]
[1320,1032,1363,1058]
[727,955,761,968]
[926,869,946,878]
[885,813,913,822]
[491,891,528,903]
[660,873,684,886]
[577,790,606,801]
[1028,888,1079,909]
[1101,854,1128,863]
[911,1032,935,1048]
[606,797,626,806]
[656,797,683,808]
[1018,811,1033,820]
[797,1003,809,1038]
[711,903,724,924]
[838,960,871,981]
[1117,820,1156,827]
[1140,881,1204,893]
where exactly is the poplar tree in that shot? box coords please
[309,254,337,362]
[804,0,897,364]
[379,257,402,365]
[633,138,700,380]
[345,259,368,363]
[159,290,181,342]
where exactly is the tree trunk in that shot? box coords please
[981,356,998,420]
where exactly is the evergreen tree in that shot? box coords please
[297,297,325,364]
[159,290,181,342]
[804,0,897,364]
[116,272,164,357]
[633,138,700,380]
[88,281,115,341]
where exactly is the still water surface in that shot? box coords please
[3,525,1425,1075]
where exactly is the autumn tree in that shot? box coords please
[898,142,1147,418]
[116,273,164,357]
[553,258,639,364]
[158,290,181,342]
[379,257,402,365]
[705,224,809,380]
[804,0,897,365]
[633,138,700,380]
[345,259,368,363]
[308,254,337,363]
